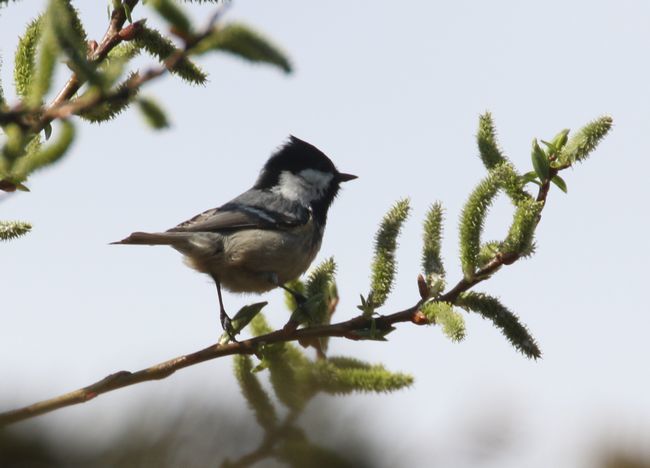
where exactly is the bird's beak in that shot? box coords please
[337,172,358,182]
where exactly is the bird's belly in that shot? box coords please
[194,227,321,293]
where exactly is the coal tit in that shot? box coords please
[112,136,356,334]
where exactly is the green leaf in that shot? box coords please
[531,138,550,181]
[195,22,292,74]
[550,128,570,151]
[43,122,52,140]
[456,291,541,359]
[14,16,43,99]
[137,97,170,129]
[540,129,570,157]
[519,171,539,184]
[218,301,267,345]
[356,293,375,316]
[0,220,32,241]
[477,112,509,169]
[147,0,191,35]
[370,198,410,308]
[123,2,133,23]
[551,174,567,193]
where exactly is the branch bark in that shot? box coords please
[0,307,418,426]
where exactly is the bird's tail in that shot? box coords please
[110,231,187,246]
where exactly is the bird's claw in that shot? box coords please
[220,309,238,343]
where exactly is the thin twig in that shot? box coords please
[0,1,141,133]
[39,5,220,124]
[225,411,299,468]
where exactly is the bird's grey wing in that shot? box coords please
[167,201,309,233]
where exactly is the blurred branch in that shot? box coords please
[41,8,228,124]
[47,0,140,113]
[0,1,227,133]
[0,0,139,131]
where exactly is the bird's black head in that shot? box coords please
[254,136,357,225]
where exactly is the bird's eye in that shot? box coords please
[299,169,334,188]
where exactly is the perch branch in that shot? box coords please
[0,179,554,426]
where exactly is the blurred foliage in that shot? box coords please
[2,397,648,468]
[0,398,380,467]
[0,0,292,235]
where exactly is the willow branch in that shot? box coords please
[0,309,416,426]
[46,0,140,114]
[0,1,140,131]
[0,170,555,427]
[225,411,300,467]
[38,7,223,124]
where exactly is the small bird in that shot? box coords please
[112,136,357,336]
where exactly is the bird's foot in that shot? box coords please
[281,284,307,306]
[220,308,238,343]
[282,318,300,334]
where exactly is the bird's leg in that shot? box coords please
[266,273,306,333]
[279,284,307,333]
[280,284,307,306]
[213,277,237,342]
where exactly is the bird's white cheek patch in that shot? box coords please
[299,168,334,190]
[274,170,333,202]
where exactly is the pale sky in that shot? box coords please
[2,1,650,466]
